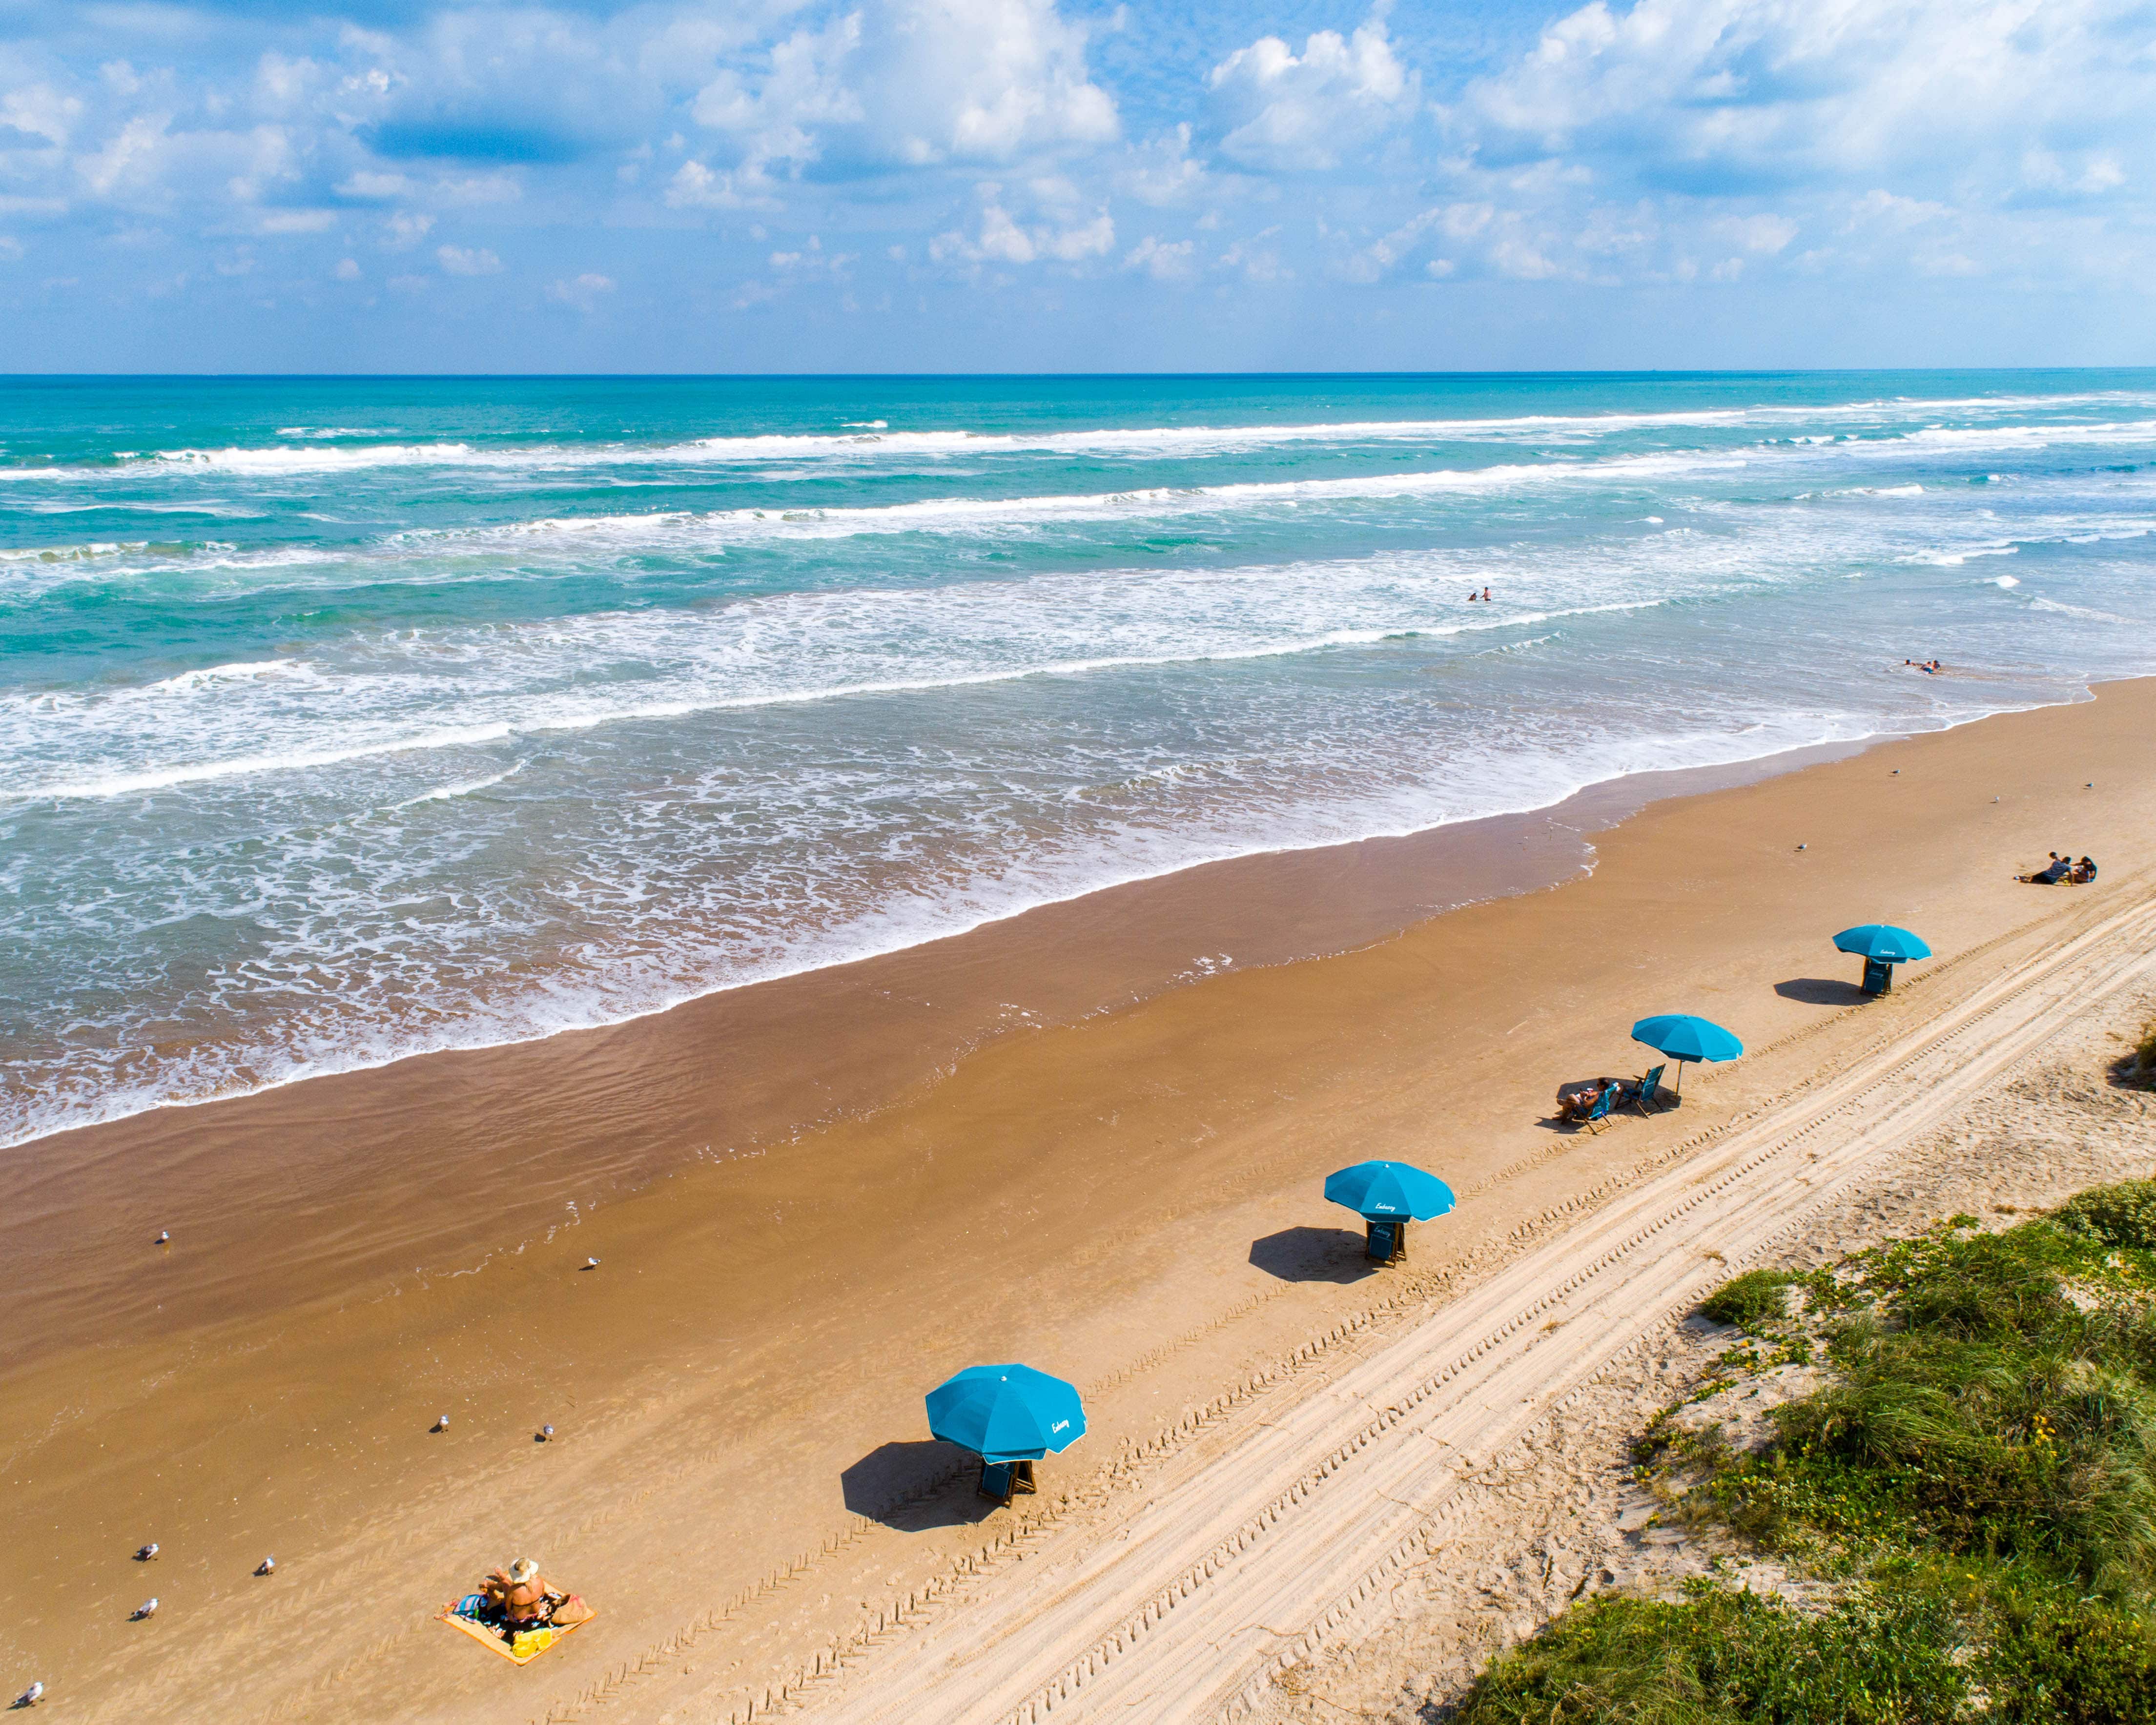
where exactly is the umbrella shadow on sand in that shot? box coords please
[1248,1226,1377,1285]
[840,1440,1000,1531]
[1775,977,1870,1006]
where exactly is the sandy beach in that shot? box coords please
[6,679,2156,1723]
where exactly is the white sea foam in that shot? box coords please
[2,390,2151,485]
[148,658,316,692]
[7,380,2156,1153]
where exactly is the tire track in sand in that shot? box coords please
[779,884,2156,1725]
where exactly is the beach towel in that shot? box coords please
[438,1593,595,1664]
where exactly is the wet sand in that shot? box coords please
[3,681,2152,1722]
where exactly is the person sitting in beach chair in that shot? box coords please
[2017,852,2073,884]
[478,1559,594,1636]
[1557,1079,1620,1133]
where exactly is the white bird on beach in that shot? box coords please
[155,1231,169,1245]
[134,1542,158,1561]
[132,1598,158,1621]
[433,1415,450,1432]
[539,1424,555,1441]
[256,1557,276,1576]
[583,1256,600,1269]
[14,1681,43,1707]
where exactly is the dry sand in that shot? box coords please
[4,680,2155,1723]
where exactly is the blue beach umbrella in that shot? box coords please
[1323,1160,1457,1222]
[1630,1014,1743,1094]
[1834,924,1931,996]
[1832,924,1932,964]
[925,1364,1086,1463]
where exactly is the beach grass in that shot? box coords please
[1454,1182,2156,1724]
[2136,1014,2156,1082]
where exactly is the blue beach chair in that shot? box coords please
[1573,1086,1617,1135]
[1630,1064,1667,1115]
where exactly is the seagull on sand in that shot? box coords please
[131,1599,158,1621]
[134,1543,158,1562]
[539,1424,555,1441]
[432,1414,450,1432]
[155,1232,169,1245]
[256,1557,276,1576]
[13,1680,44,1708]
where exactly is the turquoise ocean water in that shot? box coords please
[3,371,2153,1148]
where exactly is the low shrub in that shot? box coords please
[1701,1270,1796,1333]
[2059,1179,2156,1250]
[1452,1182,2156,1724]
[1455,1581,1967,1725]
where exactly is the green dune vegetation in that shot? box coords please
[1456,1181,2156,1725]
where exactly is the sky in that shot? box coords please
[1,0,2154,371]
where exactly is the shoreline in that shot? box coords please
[2,724,1898,1365]
[15,693,2045,1162]
[6,679,2154,1724]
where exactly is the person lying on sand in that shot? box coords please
[2017,852,2074,884]
[2072,856,2099,884]
[478,1559,594,1634]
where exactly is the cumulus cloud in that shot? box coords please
[1459,0,2155,200]
[547,270,616,308]
[436,242,501,274]
[1123,234,1195,281]
[1208,19,1418,172]
[931,179,1113,264]
[690,0,1117,181]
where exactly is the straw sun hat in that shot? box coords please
[508,1559,541,1587]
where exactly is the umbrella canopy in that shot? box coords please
[1832,924,1932,964]
[1631,1014,1744,1064]
[925,1364,1086,1463]
[1324,1160,1457,1221]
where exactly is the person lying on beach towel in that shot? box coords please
[439,1557,595,1663]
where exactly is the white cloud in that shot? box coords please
[384,211,434,248]
[690,0,1117,181]
[1122,124,1205,206]
[434,173,522,205]
[666,159,768,209]
[334,256,360,279]
[255,208,334,235]
[1460,0,2155,197]
[1124,234,1195,281]
[547,271,616,309]
[1716,213,1797,254]
[436,243,501,275]
[0,236,22,263]
[3,84,82,148]
[932,182,1113,264]
[336,170,411,201]
[1208,19,1418,172]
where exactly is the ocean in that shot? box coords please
[3,370,2152,1150]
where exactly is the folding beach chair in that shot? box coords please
[1630,1064,1666,1115]
[977,1459,1036,1504]
[1574,1086,1617,1135]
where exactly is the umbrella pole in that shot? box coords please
[1674,1059,1685,1097]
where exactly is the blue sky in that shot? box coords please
[2,0,2154,370]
